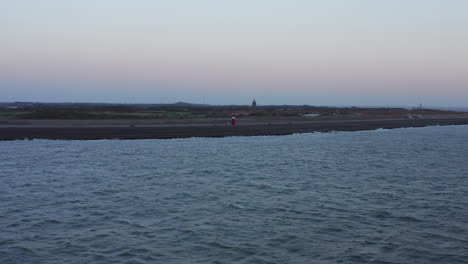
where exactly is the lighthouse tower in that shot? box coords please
[252,99,257,112]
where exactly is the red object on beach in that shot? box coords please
[231,115,236,126]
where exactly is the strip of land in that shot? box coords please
[1,115,468,140]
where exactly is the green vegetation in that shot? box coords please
[0,102,459,120]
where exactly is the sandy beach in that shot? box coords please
[1,115,468,140]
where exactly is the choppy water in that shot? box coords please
[1,126,468,264]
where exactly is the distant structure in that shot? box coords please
[252,99,257,112]
[231,114,236,126]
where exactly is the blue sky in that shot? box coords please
[1,0,467,106]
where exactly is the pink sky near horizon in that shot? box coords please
[1,0,468,105]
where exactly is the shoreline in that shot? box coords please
[1,116,468,141]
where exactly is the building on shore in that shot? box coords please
[252,99,257,112]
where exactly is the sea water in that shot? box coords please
[1,126,467,264]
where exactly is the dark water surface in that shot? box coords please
[1,126,467,264]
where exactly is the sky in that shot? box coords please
[1,0,467,106]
